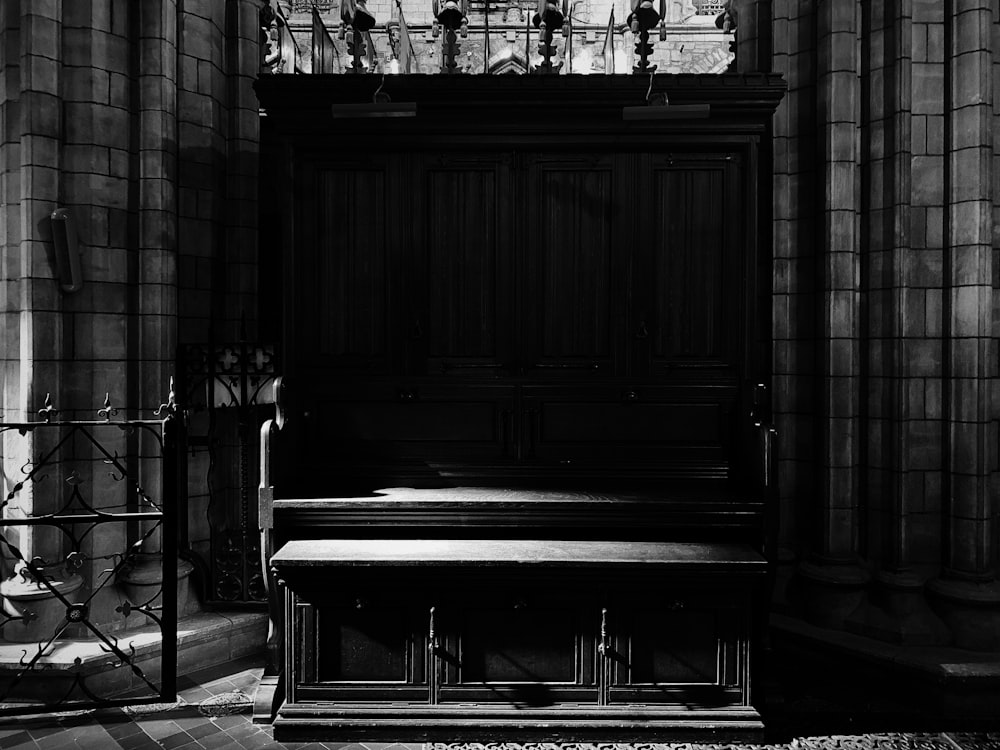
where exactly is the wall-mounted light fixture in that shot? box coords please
[623,77,710,120]
[50,208,84,293]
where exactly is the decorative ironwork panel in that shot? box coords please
[179,341,278,606]
[0,390,180,714]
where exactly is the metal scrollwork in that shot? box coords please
[179,341,278,606]
[0,387,180,713]
[98,393,119,421]
[37,393,58,422]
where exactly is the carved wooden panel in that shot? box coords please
[318,604,412,682]
[521,385,733,475]
[312,166,390,370]
[608,591,744,706]
[313,382,517,468]
[634,155,741,377]
[523,155,622,376]
[652,165,725,361]
[292,593,429,703]
[438,586,597,705]
[411,156,512,375]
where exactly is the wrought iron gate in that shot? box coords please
[0,388,180,713]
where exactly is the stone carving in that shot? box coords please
[664,0,697,22]
[504,0,524,23]
[696,0,725,13]
[261,4,280,72]
[293,0,335,10]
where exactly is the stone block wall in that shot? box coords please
[771,0,1000,651]
[0,0,264,630]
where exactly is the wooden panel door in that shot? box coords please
[633,154,742,379]
[520,384,734,477]
[605,588,748,708]
[290,587,430,704]
[437,582,598,706]
[311,381,517,475]
[520,153,627,378]
[297,156,400,376]
[407,153,514,377]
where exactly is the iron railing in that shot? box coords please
[0,388,180,713]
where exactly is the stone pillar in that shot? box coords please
[796,0,871,627]
[118,0,196,620]
[226,0,264,338]
[0,0,68,626]
[59,0,135,634]
[735,0,771,73]
[926,0,1000,651]
[770,0,817,611]
[846,0,949,644]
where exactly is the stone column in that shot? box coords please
[226,0,264,337]
[58,0,137,634]
[926,0,1000,651]
[847,0,948,644]
[734,0,771,73]
[796,0,870,628]
[0,0,69,640]
[118,0,195,621]
[770,0,817,612]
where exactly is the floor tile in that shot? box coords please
[0,730,34,749]
[187,722,223,740]
[210,714,245,729]
[102,719,144,740]
[2,647,997,750]
[116,731,160,750]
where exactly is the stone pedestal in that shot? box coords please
[796,558,869,630]
[927,577,1000,652]
[770,546,798,615]
[845,569,950,645]
[118,553,196,631]
[0,563,85,644]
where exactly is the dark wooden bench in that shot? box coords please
[270,538,765,740]
[252,73,783,741]
[255,379,776,741]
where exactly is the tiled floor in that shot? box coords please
[0,655,997,750]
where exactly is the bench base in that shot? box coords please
[268,537,765,741]
[272,704,765,742]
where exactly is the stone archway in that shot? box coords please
[487,46,528,74]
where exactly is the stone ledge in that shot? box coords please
[0,610,268,704]
[770,613,1000,719]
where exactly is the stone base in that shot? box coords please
[926,578,1000,652]
[118,554,197,631]
[0,610,268,706]
[796,559,870,630]
[845,570,951,646]
[770,612,1000,720]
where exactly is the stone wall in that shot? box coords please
[0,0,264,628]
[772,0,1000,651]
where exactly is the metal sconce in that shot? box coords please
[50,208,83,293]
